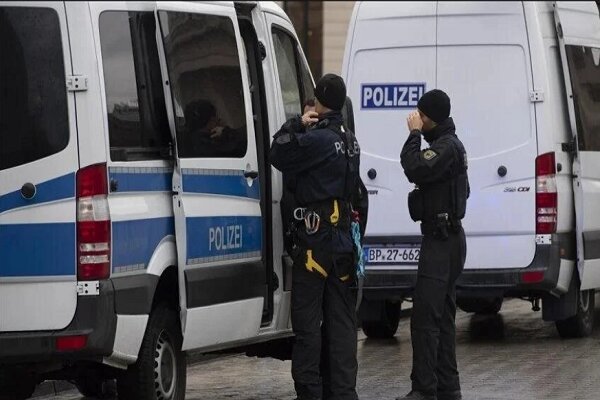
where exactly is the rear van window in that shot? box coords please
[0,7,69,170]
[566,45,600,151]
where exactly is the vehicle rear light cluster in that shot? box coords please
[77,163,110,280]
[535,152,557,235]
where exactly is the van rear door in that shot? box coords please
[436,1,538,270]
[554,1,600,289]
[345,2,437,268]
[0,2,78,331]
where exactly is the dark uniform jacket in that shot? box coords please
[400,117,469,223]
[270,111,361,254]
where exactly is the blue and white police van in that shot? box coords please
[343,1,600,339]
[0,2,325,399]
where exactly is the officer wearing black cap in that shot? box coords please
[270,74,365,400]
[397,89,469,400]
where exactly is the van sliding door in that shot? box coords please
[154,1,266,350]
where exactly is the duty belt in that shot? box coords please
[293,199,351,235]
[421,213,462,237]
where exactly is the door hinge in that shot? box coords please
[529,90,544,102]
[77,281,100,296]
[66,75,88,92]
[562,139,577,154]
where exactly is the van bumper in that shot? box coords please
[361,233,575,299]
[0,280,116,366]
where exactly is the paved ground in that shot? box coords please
[43,298,600,400]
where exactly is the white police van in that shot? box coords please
[343,1,600,339]
[0,2,322,399]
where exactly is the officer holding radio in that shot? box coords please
[270,74,367,400]
[398,89,469,400]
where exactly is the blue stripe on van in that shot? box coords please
[186,216,262,263]
[109,171,172,193]
[112,217,175,272]
[0,173,75,214]
[0,223,76,277]
[182,173,260,200]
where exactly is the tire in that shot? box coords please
[361,300,401,339]
[555,288,595,338]
[457,297,503,315]
[75,377,116,399]
[117,304,186,400]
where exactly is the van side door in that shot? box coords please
[554,1,600,289]
[154,1,266,350]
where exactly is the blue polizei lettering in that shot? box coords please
[361,83,426,109]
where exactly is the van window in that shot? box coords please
[299,54,315,106]
[0,7,69,171]
[566,45,600,151]
[272,28,303,119]
[158,11,248,159]
[99,11,171,161]
[272,27,314,119]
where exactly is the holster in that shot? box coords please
[420,215,462,240]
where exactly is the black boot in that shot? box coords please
[396,391,437,400]
[437,390,462,400]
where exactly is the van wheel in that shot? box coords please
[555,288,595,338]
[457,297,503,315]
[74,377,116,398]
[117,304,186,400]
[361,301,401,339]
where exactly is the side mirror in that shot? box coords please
[341,96,355,133]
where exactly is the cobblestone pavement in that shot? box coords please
[44,298,600,400]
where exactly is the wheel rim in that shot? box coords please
[580,290,590,313]
[154,330,177,400]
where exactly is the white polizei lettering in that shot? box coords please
[393,87,398,106]
[373,87,384,107]
[397,87,408,106]
[335,141,345,155]
[209,228,216,251]
[408,86,419,106]
[384,87,393,106]
[209,225,243,252]
[363,87,373,107]
[419,86,424,99]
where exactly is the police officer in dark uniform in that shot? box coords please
[270,74,365,400]
[397,90,469,400]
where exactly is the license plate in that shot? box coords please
[364,246,420,264]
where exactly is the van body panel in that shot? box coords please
[0,1,78,332]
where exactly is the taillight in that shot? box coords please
[77,163,110,280]
[536,152,557,234]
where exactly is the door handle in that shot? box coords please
[244,170,259,180]
[21,182,36,199]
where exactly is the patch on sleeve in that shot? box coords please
[423,149,438,161]
[275,133,292,144]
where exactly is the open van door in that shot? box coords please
[154,1,266,350]
[554,1,600,290]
